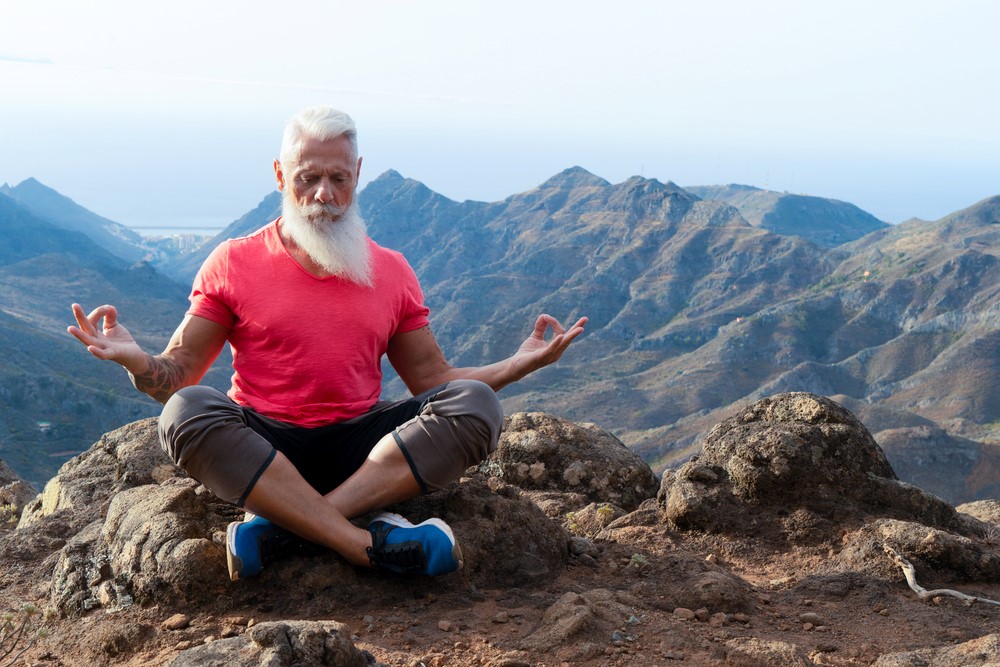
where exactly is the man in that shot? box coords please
[69,106,587,580]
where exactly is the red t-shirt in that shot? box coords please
[187,220,430,426]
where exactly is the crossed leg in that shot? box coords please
[241,434,421,567]
[159,381,502,570]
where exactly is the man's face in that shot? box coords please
[274,134,361,224]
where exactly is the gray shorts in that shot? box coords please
[158,379,503,506]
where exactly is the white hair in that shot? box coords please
[279,106,358,165]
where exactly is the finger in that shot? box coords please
[85,304,118,330]
[546,322,586,354]
[86,344,115,361]
[72,303,95,333]
[532,314,553,337]
[67,325,95,346]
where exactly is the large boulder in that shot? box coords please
[23,412,662,623]
[18,418,181,532]
[51,479,232,614]
[658,392,981,542]
[48,472,570,615]
[479,412,659,513]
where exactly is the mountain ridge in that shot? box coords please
[1,178,147,261]
[2,172,999,506]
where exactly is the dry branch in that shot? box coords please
[883,544,1000,607]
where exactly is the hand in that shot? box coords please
[67,303,146,369]
[510,314,588,379]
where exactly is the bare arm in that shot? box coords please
[387,314,587,396]
[68,304,229,403]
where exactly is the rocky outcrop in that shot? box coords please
[658,392,983,543]
[33,412,635,621]
[52,480,232,614]
[4,396,1000,666]
[957,498,1000,526]
[479,412,659,513]
[18,418,181,532]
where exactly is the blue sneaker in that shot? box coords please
[367,512,464,576]
[226,515,299,581]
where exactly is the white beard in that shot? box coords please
[280,192,373,287]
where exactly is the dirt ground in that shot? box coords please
[4,516,1000,667]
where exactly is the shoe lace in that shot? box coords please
[368,526,427,574]
[258,529,299,566]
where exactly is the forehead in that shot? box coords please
[287,135,357,173]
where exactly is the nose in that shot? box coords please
[314,180,334,204]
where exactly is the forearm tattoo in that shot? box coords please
[129,354,186,404]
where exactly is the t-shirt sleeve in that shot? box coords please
[395,256,431,335]
[187,242,237,329]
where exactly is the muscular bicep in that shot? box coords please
[386,326,453,395]
[161,314,230,385]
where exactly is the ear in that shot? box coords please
[355,156,363,182]
[274,159,286,191]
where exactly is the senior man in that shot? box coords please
[69,106,586,581]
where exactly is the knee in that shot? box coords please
[446,379,503,445]
[158,385,238,464]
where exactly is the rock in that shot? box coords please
[873,632,1000,666]
[566,502,626,538]
[674,571,753,613]
[18,419,181,531]
[521,490,590,520]
[829,518,1000,583]
[520,589,639,657]
[673,607,696,621]
[46,461,568,615]
[169,619,384,666]
[0,459,37,520]
[479,413,660,512]
[724,637,813,666]
[51,482,229,614]
[957,499,1000,526]
[568,536,598,558]
[163,613,192,631]
[798,612,822,625]
[101,483,226,603]
[658,392,980,542]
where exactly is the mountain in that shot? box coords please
[1,178,148,261]
[0,193,229,486]
[3,172,1000,506]
[685,183,889,247]
[356,173,999,503]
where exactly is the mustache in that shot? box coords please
[299,200,349,224]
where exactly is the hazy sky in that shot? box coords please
[1,1,997,230]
